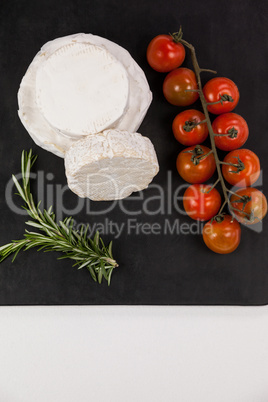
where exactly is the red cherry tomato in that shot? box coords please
[203,77,240,114]
[222,149,260,187]
[183,184,221,221]
[163,68,199,106]
[203,215,241,254]
[147,34,185,73]
[176,145,216,184]
[172,109,208,146]
[212,113,249,151]
[230,187,267,225]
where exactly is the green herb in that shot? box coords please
[0,150,118,285]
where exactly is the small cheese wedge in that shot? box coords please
[64,129,159,201]
[18,33,152,158]
[36,43,129,138]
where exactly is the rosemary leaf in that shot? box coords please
[0,150,118,285]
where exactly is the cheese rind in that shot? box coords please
[18,33,152,158]
[36,43,129,138]
[64,129,159,201]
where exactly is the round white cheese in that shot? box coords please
[18,33,152,158]
[36,43,129,138]
[64,129,159,201]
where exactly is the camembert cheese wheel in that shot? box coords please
[18,33,152,158]
[35,43,129,138]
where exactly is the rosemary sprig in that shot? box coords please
[0,150,118,285]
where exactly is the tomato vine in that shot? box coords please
[147,28,267,252]
[178,36,256,221]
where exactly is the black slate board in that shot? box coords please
[0,0,268,305]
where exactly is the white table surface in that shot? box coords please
[0,306,267,402]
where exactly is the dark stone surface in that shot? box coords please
[0,0,267,305]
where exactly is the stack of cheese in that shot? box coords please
[18,33,159,200]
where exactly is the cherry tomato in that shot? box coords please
[172,109,208,146]
[176,145,216,184]
[203,77,240,114]
[212,113,249,151]
[203,215,241,254]
[222,149,260,187]
[147,34,185,73]
[163,68,199,106]
[183,184,221,221]
[230,187,267,225]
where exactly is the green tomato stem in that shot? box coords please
[179,38,241,219]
